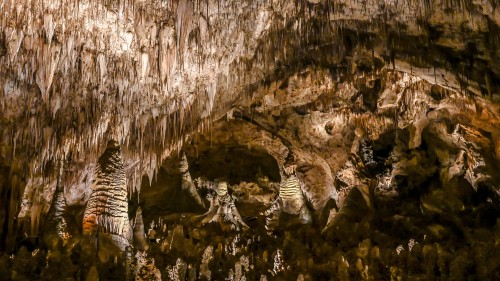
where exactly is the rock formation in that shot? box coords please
[265,172,312,231]
[201,181,249,231]
[83,140,131,253]
[0,0,499,280]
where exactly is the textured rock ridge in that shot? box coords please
[83,141,131,248]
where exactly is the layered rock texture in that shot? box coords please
[0,0,499,280]
[82,141,131,252]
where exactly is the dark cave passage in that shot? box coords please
[185,145,281,185]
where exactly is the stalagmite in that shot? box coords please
[44,159,73,247]
[83,140,131,252]
[265,171,312,230]
[179,153,206,208]
[201,181,249,231]
[133,207,148,251]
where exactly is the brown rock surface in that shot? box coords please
[0,0,499,279]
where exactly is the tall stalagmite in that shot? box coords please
[83,141,130,250]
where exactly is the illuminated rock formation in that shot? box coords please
[0,0,499,279]
[83,141,131,252]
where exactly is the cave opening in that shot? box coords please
[137,140,281,225]
[185,145,281,185]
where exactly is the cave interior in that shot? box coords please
[0,0,500,280]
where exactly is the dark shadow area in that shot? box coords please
[186,145,281,185]
[138,145,281,228]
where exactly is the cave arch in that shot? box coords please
[184,145,281,185]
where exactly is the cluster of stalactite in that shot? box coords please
[0,1,498,279]
[1,0,499,247]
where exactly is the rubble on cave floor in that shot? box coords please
[2,191,499,281]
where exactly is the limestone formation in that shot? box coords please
[265,173,312,230]
[179,153,206,208]
[44,159,73,247]
[132,207,148,252]
[201,181,249,231]
[0,0,499,279]
[83,141,131,252]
